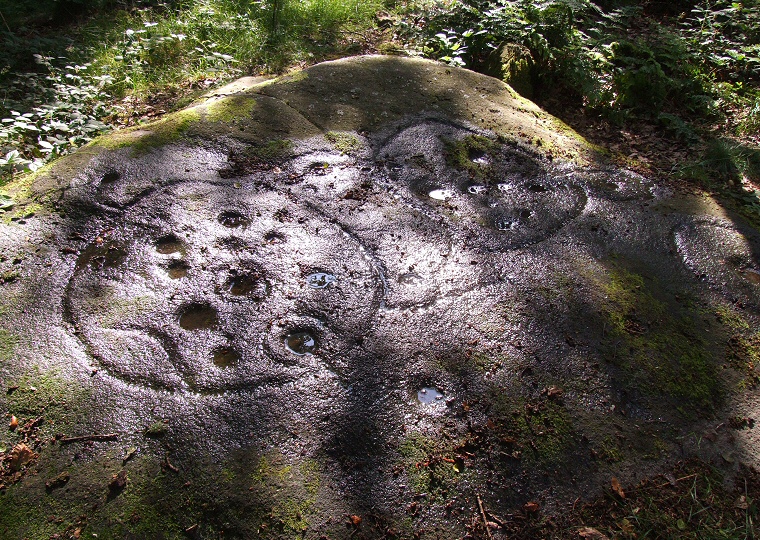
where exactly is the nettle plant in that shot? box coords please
[0,55,112,179]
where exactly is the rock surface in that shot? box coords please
[0,55,759,538]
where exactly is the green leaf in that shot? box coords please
[0,195,16,211]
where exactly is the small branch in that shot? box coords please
[60,433,118,444]
[477,494,495,540]
[0,11,11,34]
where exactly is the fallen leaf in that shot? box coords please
[545,386,564,399]
[578,527,610,540]
[523,501,540,513]
[109,470,128,492]
[45,471,70,490]
[349,515,362,527]
[611,477,625,498]
[123,446,137,464]
[9,443,35,471]
[735,495,749,510]
[9,415,18,430]
[0,195,15,211]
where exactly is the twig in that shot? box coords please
[164,455,179,472]
[0,11,11,34]
[477,494,495,540]
[60,433,118,444]
[486,510,508,528]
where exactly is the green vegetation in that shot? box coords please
[398,0,760,216]
[444,134,498,178]
[325,131,361,154]
[398,432,464,497]
[0,0,382,183]
[486,392,576,464]
[3,0,760,225]
[591,259,723,413]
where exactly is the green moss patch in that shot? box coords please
[250,452,321,536]
[204,95,258,124]
[0,328,18,361]
[444,134,498,179]
[589,258,723,414]
[325,131,362,154]
[485,393,576,465]
[398,432,465,498]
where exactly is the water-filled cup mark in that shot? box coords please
[468,185,488,195]
[155,235,184,255]
[429,189,454,201]
[418,387,444,404]
[468,148,490,165]
[213,346,241,368]
[218,211,250,229]
[496,219,518,231]
[167,260,189,279]
[87,242,128,270]
[306,272,337,289]
[179,303,218,331]
[519,209,533,220]
[285,331,317,355]
[527,184,548,193]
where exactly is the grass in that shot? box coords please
[0,0,383,184]
[490,459,759,539]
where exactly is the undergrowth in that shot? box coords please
[0,0,381,183]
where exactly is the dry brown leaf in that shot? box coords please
[9,443,35,471]
[611,477,625,499]
[9,415,18,430]
[523,501,540,513]
[349,515,362,527]
[578,527,610,540]
[735,495,749,510]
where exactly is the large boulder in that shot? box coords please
[0,55,758,539]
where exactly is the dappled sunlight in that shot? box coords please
[1,56,759,538]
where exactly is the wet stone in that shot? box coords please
[155,235,184,255]
[218,211,250,229]
[418,387,444,404]
[398,272,423,285]
[306,272,337,289]
[285,331,317,355]
[468,185,488,195]
[496,219,518,231]
[179,304,218,330]
[213,346,241,368]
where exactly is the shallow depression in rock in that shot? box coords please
[167,260,189,279]
[179,304,218,330]
[155,235,184,255]
[218,210,250,229]
[227,273,268,297]
[213,346,241,368]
